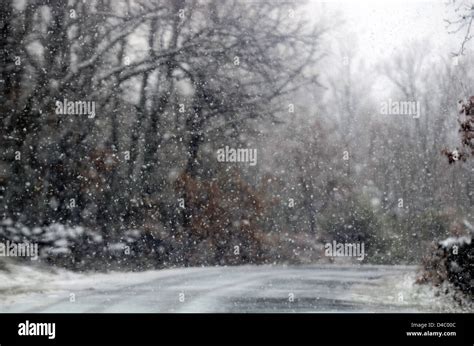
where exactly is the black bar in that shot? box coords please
[0,313,472,345]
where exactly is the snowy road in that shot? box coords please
[0,264,459,313]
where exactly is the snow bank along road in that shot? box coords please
[0,264,460,313]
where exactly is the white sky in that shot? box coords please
[302,0,469,101]
[306,0,461,65]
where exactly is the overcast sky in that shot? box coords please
[306,0,462,65]
[323,0,452,60]
[302,0,468,101]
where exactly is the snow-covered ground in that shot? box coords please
[0,262,467,313]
